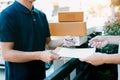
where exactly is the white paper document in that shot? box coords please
[57,47,96,59]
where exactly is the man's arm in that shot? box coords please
[46,37,63,49]
[1,42,38,62]
[1,42,60,63]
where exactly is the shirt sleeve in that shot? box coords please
[0,11,15,42]
[41,12,51,38]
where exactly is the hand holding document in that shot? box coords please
[55,47,95,59]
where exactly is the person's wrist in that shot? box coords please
[103,54,110,64]
[33,51,42,60]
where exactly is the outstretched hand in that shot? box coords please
[88,36,108,48]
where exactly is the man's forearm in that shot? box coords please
[2,50,41,63]
[47,39,63,49]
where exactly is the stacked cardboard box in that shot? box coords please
[49,12,86,36]
[58,12,84,22]
[49,12,87,73]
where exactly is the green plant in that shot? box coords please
[104,20,120,35]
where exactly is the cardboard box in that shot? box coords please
[58,12,84,22]
[49,22,86,36]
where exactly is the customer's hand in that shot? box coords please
[88,36,108,48]
[79,53,106,66]
[38,50,60,63]
[62,36,76,47]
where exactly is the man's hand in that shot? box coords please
[38,50,60,63]
[62,36,76,47]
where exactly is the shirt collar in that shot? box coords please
[14,1,37,14]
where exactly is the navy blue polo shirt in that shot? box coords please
[0,1,50,80]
